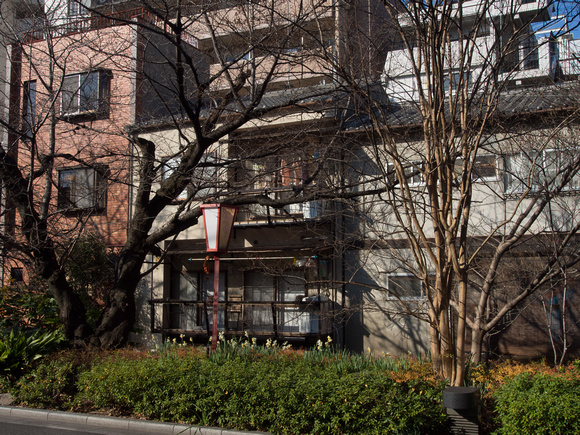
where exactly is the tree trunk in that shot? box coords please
[470,327,486,365]
[91,246,148,348]
[92,286,136,348]
[46,267,91,345]
[454,278,468,386]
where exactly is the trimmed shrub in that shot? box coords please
[11,349,99,410]
[14,358,77,409]
[493,372,580,434]
[76,349,447,434]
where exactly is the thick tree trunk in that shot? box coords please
[92,286,136,348]
[46,267,92,345]
[91,247,147,348]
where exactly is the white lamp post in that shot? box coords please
[200,203,238,352]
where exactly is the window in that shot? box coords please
[68,0,90,17]
[549,38,559,73]
[234,144,315,191]
[522,35,539,70]
[543,149,580,191]
[162,156,187,200]
[244,270,311,334]
[192,152,217,198]
[506,150,580,193]
[387,274,426,299]
[169,270,225,331]
[22,80,36,138]
[61,71,109,117]
[455,154,498,182]
[58,167,107,211]
[223,48,252,64]
[245,271,276,333]
[472,154,498,181]
[161,152,216,201]
[504,152,538,193]
[387,161,424,186]
[444,72,470,93]
[476,21,490,37]
[505,150,580,194]
[236,154,310,190]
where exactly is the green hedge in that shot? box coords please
[14,350,447,434]
[493,372,580,434]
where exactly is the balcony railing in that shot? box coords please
[235,187,328,224]
[22,8,199,48]
[149,298,333,341]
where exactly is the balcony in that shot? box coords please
[22,7,199,47]
[235,187,328,225]
[149,297,333,343]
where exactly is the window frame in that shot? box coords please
[60,70,109,118]
[22,80,36,138]
[504,149,580,195]
[386,273,428,300]
[387,160,424,187]
[57,166,107,212]
[471,154,499,182]
[161,151,217,201]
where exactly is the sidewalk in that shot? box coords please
[0,402,267,435]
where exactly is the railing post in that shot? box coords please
[272,302,278,338]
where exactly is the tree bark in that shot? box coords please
[91,240,148,348]
[45,265,91,344]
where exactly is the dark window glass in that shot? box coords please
[58,167,107,211]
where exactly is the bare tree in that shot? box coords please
[0,0,384,347]
[331,0,580,384]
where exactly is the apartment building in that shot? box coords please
[0,0,47,283]
[3,0,577,359]
[1,1,207,282]
[130,0,390,347]
[341,0,580,360]
[383,0,557,101]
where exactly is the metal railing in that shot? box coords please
[22,8,199,48]
[149,298,333,339]
[234,186,327,224]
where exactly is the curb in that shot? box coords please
[0,406,268,434]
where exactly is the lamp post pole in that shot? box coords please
[210,255,221,353]
[200,204,238,353]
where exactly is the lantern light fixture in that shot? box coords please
[200,203,238,352]
[200,204,239,253]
